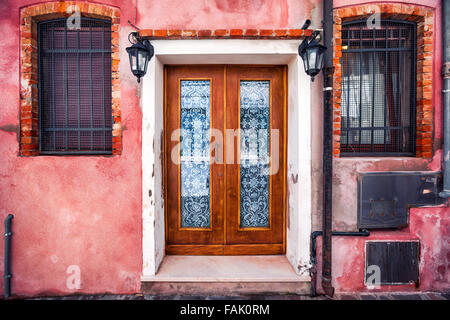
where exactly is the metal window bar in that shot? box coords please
[102,25,106,151]
[90,24,94,151]
[64,22,68,150]
[340,20,416,156]
[371,27,375,153]
[52,24,56,150]
[359,25,362,152]
[346,35,350,148]
[77,26,81,150]
[384,26,388,152]
[38,18,112,154]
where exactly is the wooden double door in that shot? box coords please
[165,65,286,255]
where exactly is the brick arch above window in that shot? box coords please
[19,2,121,156]
[332,3,434,158]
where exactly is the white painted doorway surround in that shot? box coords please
[141,39,312,282]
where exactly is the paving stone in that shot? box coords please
[419,294,431,300]
[425,293,445,300]
[258,295,302,300]
[56,295,83,300]
[26,291,450,300]
[390,294,422,300]
[173,295,205,300]
[206,296,252,300]
[337,294,360,300]
[160,295,183,300]
[441,292,450,300]
[360,294,377,300]
[377,294,394,300]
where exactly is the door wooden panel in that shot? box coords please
[165,65,286,255]
[165,66,225,254]
[225,66,285,254]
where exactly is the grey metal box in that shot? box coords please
[357,171,442,229]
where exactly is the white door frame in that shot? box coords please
[141,40,312,281]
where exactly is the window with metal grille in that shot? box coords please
[340,20,416,156]
[38,18,112,154]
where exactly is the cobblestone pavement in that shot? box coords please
[20,292,450,300]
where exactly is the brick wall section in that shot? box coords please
[20,2,121,156]
[333,3,434,158]
[139,29,312,39]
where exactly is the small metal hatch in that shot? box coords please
[365,241,420,285]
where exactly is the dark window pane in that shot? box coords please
[340,20,416,156]
[38,18,112,154]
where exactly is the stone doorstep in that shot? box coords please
[140,255,310,295]
[141,282,311,296]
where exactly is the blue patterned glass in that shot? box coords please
[240,81,270,228]
[180,80,211,228]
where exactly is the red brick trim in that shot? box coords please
[333,3,434,158]
[20,2,121,156]
[139,28,312,40]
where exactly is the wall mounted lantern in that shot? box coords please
[298,20,327,81]
[126,32,154,83]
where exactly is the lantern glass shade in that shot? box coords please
[138,50,148,71]
[299,40,326,81]
[126,40,154,82]
[130,52,137,70]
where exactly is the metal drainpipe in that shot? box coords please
[310,229,370,297]
[440,0,450,198]
[321,0,335,297]
[4,214,13,298]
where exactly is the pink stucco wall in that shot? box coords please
[0,0,448,297]
[315,207,450,293]
[312,0,449,294]
[0,0,144,296]
[0,0,321,297]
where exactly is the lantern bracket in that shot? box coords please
[128,32,153,52]
[299,30,322,55]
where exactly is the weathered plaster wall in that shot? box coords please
[330,0,443,230]
[0,0,143,296]
[0,0,321,297]
[0,0,446,297]
[312,0,449,293]
[315,206,450,292]
[134,0,321,29]
[313,0,443,231]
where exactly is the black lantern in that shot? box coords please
[126,32,154,83]
[298,34,327,81]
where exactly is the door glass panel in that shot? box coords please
[239,80,270,228]
[180,80,211,228]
